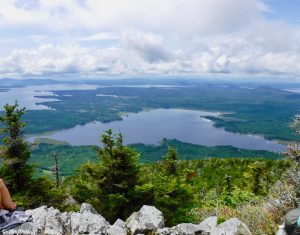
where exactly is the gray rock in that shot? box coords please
[70,209,109,234]
[3,222,37,235]
[155,217,217,235]
[197,216,218,233]
[25,206,47,232]
[126,205,164,234]
[176,223,206,235]
[107,216,127,235]
[61,212,72,234]
[22,203,109,235]
[107,224,127,235]
[156,227,179,235]
[44,207,64,235]
[80,202,98,214]
[25,206,71,235]
[113,218,126,229]
[210,218,252,235]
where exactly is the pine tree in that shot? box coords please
[0,102,33,193]
[162,147,178,175]
[72,129,140,222]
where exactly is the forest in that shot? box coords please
[0,102,298,234]
[30,139,281,176]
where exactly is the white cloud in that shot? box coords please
[1,0,267,34]
[122,31,172,63]
[0,0,300,78]
[79,33,118,42]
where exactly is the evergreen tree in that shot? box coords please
[0,102,67,210]
[0,102,33,193]
[144,147,195,225]
[71,129,140,222]
[97,129,140,219]
[162,147,178,175]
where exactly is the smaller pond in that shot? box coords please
[28,109,285,152]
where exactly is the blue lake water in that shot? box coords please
[0,84,99,110]
[28,108,285,152]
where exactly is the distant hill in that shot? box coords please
[0,78,65,87]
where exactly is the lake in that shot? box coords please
[0,84,187,110]
[28,108,285,152]
[0,84,99,110]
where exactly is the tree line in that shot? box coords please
[0,102,294,230]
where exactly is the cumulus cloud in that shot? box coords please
[0,44,129,76]
[1,0,267,34]
[122,31,172,63]
[0,0,300,78]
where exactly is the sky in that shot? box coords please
[0,0,300,80]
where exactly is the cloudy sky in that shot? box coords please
[0,0,300,80]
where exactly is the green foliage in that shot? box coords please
[0,102,67,210]
[0,102,33,193]
[151,173,195,225]
[30,143,97,176]
[162,147,178,175]
[244,161,273,196]
[29,139,282,176]
[133,139,282,163]
[70,129,141,222]
[139,157,290,226]
[13,177,67,210]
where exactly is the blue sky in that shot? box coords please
[0,0,300,80]
[265,0,300,24]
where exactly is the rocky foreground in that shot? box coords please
[6,203,252,235]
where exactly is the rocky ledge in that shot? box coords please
[5,203,252,235]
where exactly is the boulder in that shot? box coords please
[3,222,37,235]
[197,216,218,233]
[210,218,252,235]
[70,203,109,234]
[155,217,217,235]
[107,218,127,235]
[20,203,109,235]
[25,206,47,233]
[44,207,64,235]
[107,225,127,235]
[80,202,98,214]
[113,219,126,229]
[2,204,252,235]
[126,205,164,234]
[176,223,205,235]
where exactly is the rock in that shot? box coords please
[155,217,217,235]
[25,206,47,233]
[22,203,109,235]
[107,224,127,235]
[210,218,252,235]
[156,227,178,235]
[70,204,109,234]
[3,222,37,235]
[80,202,98,214]
[25,206,71,235]
[197,216,218,233]
[61,212,72,234]
[3,204,251,235]
[176,223,204,235]
[113,219,126,229]
[44,207,64,235]
[107,217,127,235]
[126,205,164,234]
